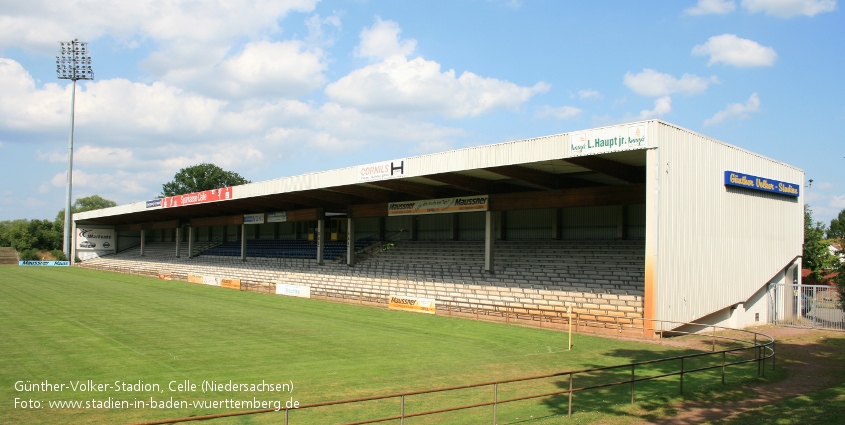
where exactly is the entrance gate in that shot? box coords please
[769,284,845,331]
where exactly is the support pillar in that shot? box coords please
[316,218,324,265]
[484,211,496,273]
[175,227,181,258]
[188,226,194,258]
[451,214,459,241]
[241,224,247,262]
[617,205,629,239]
[70,220,77,262]
[140,230,146,256]
[346,218,355,267]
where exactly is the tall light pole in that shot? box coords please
[57,39,94,260]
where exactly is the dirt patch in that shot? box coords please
[634,325,845,424]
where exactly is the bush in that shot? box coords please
[51,250,67,261]
[18,249,38,261]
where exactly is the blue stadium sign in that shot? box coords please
[724,171,799,197]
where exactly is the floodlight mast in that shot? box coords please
[56,39,94,260]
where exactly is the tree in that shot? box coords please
[829,208,845,241]
[54,195,118,235]
[161,163,250,197]
[803,205,837,281]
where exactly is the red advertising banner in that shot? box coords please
[162,187,233,208]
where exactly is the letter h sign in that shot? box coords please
[391,161,404,176]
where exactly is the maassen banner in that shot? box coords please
[388,195,489,216]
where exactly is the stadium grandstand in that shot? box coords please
[71,120,804,332]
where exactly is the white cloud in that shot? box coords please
[0,1,319,53]
[536,105,582,119]
[741,0,837,17]
[326,55,549,118]
[216,40,327,99]
[624,69,718,97]
[692,34,777,67]
[686,0,737,15]
[305,13,343,47]
[636,96,672,120]
[577,89,601,100]
[355,18,417,60]
[831,195,845,209]
[704,93,761,126]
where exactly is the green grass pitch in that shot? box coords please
[0,267,758,424]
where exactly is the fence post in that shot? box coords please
[493,383,498,425]
[631,364,635,404]
[284,407,289,425]
[568,372,573,418]
[400,395,405,425]
[772,340,776,370]
[712,326,716,352]
[679,357,684,395]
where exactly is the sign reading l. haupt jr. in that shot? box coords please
[388,195,489,216]
[570,123,648,156]
[724,171,800,197]
[162,187,233,208]
[358,158,407,183]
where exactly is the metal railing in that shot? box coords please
[129,293,775,425]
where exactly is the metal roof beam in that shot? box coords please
[368,180,439,199]
[564,157,646,184]
[484,165,559,189]
[423,172,491,193]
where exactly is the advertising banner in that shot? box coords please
[203,276,220,286]
[389,295,436,314]
[358,158,407,183]
[569,123,648,157]
[162,187,233,208]
[18,261,70,266]
[388,195,488,216]
[76,228,115,251]
[267,212,288,223]
[187,274,204,284]
[145,199,162,208]
[275,284,311,298]
[724,171,800,197]
[220,278,241,289]
[243,213,265,224]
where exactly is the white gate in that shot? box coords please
[769,284,845,331]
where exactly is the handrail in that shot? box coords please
[129,290,775,425]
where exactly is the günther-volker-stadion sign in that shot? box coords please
[724,171,800,197]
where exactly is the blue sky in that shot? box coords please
[0,0,842,224]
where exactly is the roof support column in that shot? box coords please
[346,218,355,267]
[617,205,629,239]
[484,210,497,274]
[70,219,77,263]
[644,148,660,337]
[140,230,145,257]
[175,227,181,258]
[188,226,194,258]
[240,224,247,262]
[316,218,324,265]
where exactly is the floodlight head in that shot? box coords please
[56,39,94,81]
